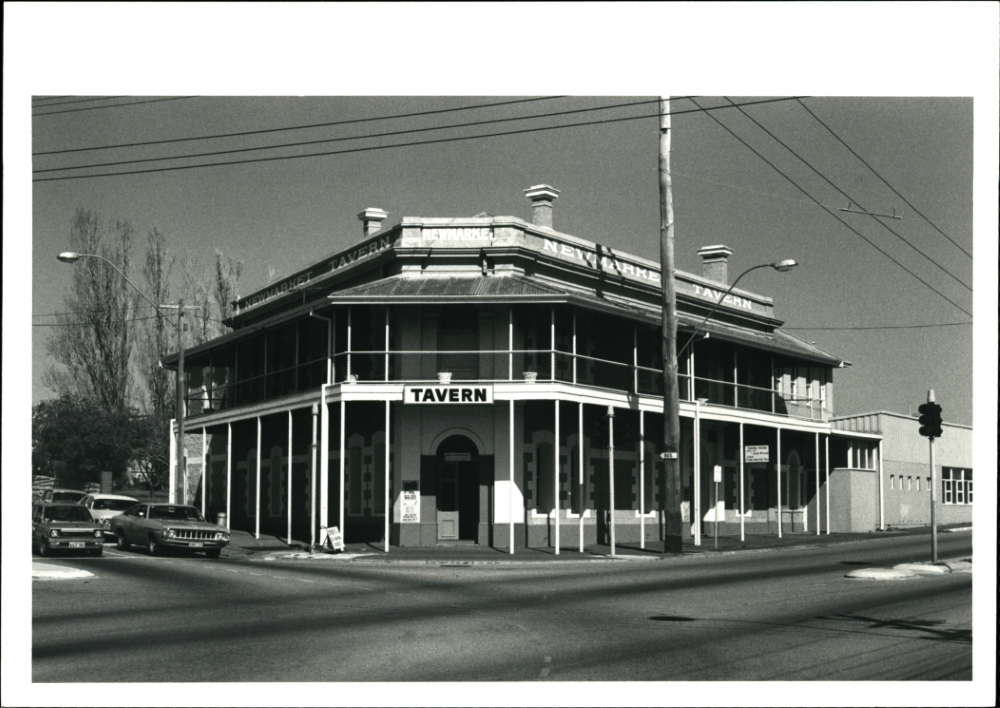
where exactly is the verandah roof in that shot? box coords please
[164,274,846,368]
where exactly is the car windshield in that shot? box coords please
[148,506,205,521]
[51,491,86,503]
[44,506,93,523]
[92,498,136,511]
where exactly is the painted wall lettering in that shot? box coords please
[422,227,493,241]
[693,284,753,311]
[541,238,662,285]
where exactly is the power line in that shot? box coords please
[34,315,227,327]
[33,96,572,156]
[665,168,841,210]
[32,95,75,103]
[686,97,972,319]
[33,96,807,183]
[32,96,199,117]
[33,315,163,327]
[35,98,675,175]
[29,95,128,108]
[723,97,971,293]
[784,322,972,331]
[794,98,972,259]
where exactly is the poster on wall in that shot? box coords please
[744,445,770,463]
[402,488,420,523]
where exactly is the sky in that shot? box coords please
[26,95,981,425]
[5,3,997,706]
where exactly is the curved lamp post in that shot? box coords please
[58,251,190,506]
[677,259,798,359]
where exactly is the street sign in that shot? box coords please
[659,452,678,460]
[713,465,722,483]
[744,445,769,463]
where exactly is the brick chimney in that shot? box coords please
[523,185,560,229]
[698,245,734,285]
[357,208,388,239]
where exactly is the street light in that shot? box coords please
[58,251,191,506]
[677,260,798,359]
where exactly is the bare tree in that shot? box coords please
[180,252,215,346]
[45,208,136,414]
[214,248,243,324]
[137,227,175,418]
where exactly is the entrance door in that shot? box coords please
[435,436,479,541]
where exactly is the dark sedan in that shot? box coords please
[32,503,104,557]
[110,503,230,558]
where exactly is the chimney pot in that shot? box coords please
[698,245,734,285]
[523,184,560,229]
[357,208,388,239]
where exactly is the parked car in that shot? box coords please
[80,493,139,538]
[32,503,104,557]
[110,503,230,558]
[41,488,88,504]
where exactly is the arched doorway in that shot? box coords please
[435,435,480,541]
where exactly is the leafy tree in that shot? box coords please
[32,395,134,489]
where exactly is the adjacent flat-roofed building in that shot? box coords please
[164,185,870,552]
[829,411,972,532]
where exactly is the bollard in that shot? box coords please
[216,512,228,528]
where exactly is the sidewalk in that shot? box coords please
[224,524,973,565]
[32,562,94,580]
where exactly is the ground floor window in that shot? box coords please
[942,467,972,505]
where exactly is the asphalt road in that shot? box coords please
[32,533,972,682]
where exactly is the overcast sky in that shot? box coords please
[5,4,997,706]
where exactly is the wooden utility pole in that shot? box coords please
[659,97,683,553]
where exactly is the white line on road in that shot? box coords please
[539,668,550,678]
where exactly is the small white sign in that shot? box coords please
[713,465,722,483]
[659,452,678,460]
[744,445,770,463]
[401,490,420,523]
[324,526,346,552]
[403,385,494,404]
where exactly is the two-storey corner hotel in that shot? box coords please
[162,185,892,552]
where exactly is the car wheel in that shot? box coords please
[204,549,221,559]
[148,534,162,556]
[116,533,130,551]
[39,539,51,557]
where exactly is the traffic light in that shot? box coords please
[918,402,943,438]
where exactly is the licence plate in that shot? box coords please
[69,542,85,548]
[189,542,204,547]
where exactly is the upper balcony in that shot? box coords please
[179,303,834,423]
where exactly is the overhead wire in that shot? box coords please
[29,95,128,108]
[33,96,572,156]
[784,322,972,331]
[33,96,806,183]
[35,98,685,175]
[34,314,227,327]
[685,97,972,319]
[794,98,972,259]
[32,96,199,117]
[723,96,971,293]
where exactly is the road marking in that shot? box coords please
[539,668,550,678]
[544,656,552,663]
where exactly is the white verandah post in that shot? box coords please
[554,399,560,554]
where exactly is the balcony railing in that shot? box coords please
[185,348,828,422]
